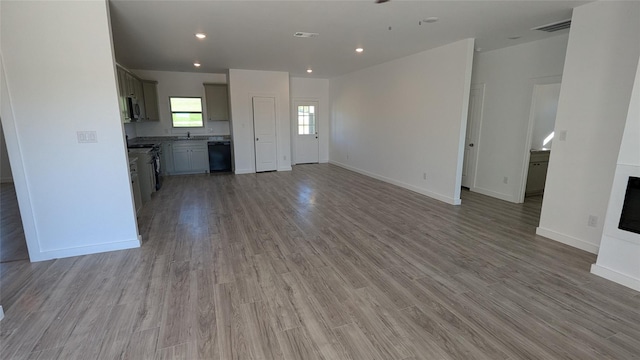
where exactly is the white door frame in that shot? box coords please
[518,75,562,203]
[291,98,320,165]
[462,83,485,191]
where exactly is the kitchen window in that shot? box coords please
[170,97,203,127]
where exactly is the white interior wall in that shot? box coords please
[0,0,140,261]
[290,77,330,164]
[537,1,640,254]
[591,56,640,292]
[329,39,474,205]
[530,83,561,150]
[470,34,568,202]
[228,69,291,174]
[130,70,229,137]
[0,123,13,182]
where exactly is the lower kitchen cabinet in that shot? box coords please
[130,150,155,203]
[161,141,174,175]
[172,141,209,174]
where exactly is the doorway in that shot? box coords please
[520,82,561,203]
[462,84,485,189]
[0,124,28,263]
[293,100,319,164]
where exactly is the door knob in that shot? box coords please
[256,138,259,141]
[469,143,474,147]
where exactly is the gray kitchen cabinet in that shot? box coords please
[204,84,229,121]
[171,141,209,174]
[133,77,146,120]
[161,141,174,175]
[129,149,155,204]
[525,150,550,196]
[142,80,160,121]
[116,66,130,123]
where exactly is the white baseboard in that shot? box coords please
[234,169,255,175]
[536,227,599,254]
[470,186,517,203]
[278,166,292,172]
[591,264,640,292]
[329,161,460,205]
[29,237,141,262]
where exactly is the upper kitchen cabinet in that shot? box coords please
[116,66,131,123]
[204,84,229,121]
[133,77,146,120]
[141,80,159,121]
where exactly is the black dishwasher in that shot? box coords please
[208,141,232,172]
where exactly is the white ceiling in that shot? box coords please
[109,0,590,78]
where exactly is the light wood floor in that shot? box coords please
[1,164,639,359]
[0,183,29,263]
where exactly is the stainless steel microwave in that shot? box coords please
[127,97,141,121]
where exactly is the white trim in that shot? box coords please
[278,166,292,172]
[0,306,4,321]
[536,226,600,254]
[29,237,141,262]
[591,264,640,292]
[234,168,255,175]
[330,160,461,205]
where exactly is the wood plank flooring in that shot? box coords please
[1,164,639,359]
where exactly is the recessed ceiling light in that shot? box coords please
[424,17,439,23]
[194,62,201,67]
[355,48,364,53]
[307,69,313,73]
[195,33,206,39]
[508,36,521,40]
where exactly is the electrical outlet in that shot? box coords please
[423,173,427,180]
[588,215,598,227]
[77,131,97,143]
[503,176,508,184]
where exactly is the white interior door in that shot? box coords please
[462,84,485,188]
[294,101,319,164]
[253,97,277,172]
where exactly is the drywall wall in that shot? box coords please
[470,34,568,202]
[537,1,640,253]
[228,69,291,174]
[290,77,330,164]
[1,0,140,261]
[591,54,640,291]
[329,39,474,205]
[0,123,12,182]
[530,83,561,150]
[130,70,229,137]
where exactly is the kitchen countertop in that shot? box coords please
[128,135,231,146]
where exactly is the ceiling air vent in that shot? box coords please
[294,32,319,38]
[531,19,571,33]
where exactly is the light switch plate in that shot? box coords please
[77,131,97,143]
